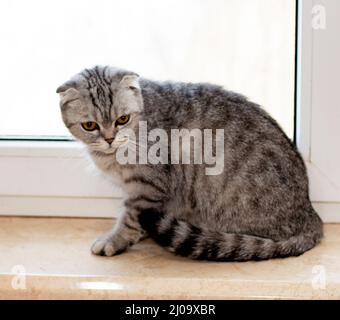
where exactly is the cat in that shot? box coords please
[57,65,323,261]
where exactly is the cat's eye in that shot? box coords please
[81,121,99,131]
[115,115,130,126]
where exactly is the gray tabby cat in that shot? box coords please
[57,66,323,261]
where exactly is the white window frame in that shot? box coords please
[296,0,340,222]
[1,0,339,221]
[0,140,123,217]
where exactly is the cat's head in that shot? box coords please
[57,66,143,154]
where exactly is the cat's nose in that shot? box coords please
[105,137,114,145]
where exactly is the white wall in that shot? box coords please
[297,0,340,221]
[0,0,295,138]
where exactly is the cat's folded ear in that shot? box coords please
[56,80,80,104]
[56,80,78,95]
[56,81,81,109]
[119,74,140,92]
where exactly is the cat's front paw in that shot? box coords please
[91,234,128,257]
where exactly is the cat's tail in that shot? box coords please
[138,209,323,261]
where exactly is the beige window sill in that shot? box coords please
[0,217,339,299]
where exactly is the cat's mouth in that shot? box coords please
[89,136,130,155]
[103,137,129,154]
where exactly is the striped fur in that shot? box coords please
[138,209,321,261]
[57,66,323,261]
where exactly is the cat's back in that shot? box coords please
[140,78,283,136]
[140,78,258,128]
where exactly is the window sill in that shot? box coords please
[0,216,339,299]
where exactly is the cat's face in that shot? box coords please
[57,66,143,155]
